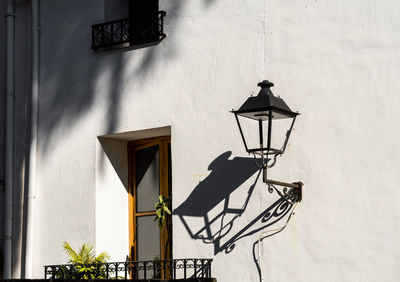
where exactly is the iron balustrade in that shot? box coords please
[44,258,213,280]
[91,11,166,50]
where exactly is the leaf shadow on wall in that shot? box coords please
[174,151,296,257]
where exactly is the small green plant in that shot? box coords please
[59,242,110,279]
[154,195,171,229]
[154,195,172,266]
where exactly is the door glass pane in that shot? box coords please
[135,145,159,212]
[136,215,160,261]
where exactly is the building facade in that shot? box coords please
[1,0,400,281]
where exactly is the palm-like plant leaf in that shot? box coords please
[62,241,110,279]
[154,195,171,230]
[80,243,93,264]
[95,251,111,264]
[63,241,80,264]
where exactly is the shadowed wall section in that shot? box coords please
[174,152,297,258]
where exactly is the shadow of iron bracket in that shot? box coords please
[264,179,303,203]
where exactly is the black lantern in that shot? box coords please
[232,80,302,200]
[232,80,299,160]
[232,80,303,202]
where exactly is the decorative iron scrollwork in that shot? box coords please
[91,11,166,50]
[44,258,212,280]
[266,180,303,204]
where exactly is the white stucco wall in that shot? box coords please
[28,0,400,281]
[95,137,129,262]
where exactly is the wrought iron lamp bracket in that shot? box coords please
[265,178,303,203]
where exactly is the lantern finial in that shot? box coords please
[257,80,274,88]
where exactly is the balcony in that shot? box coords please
[44,258,213,281]
[91,11,166,50]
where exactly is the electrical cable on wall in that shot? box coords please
[256,200,299,282]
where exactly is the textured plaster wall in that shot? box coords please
[263,1,400,281]
[95,137,129,262]
[33,0,102,273]
[28,0,400,281]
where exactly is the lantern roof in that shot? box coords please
[232,80,299,120]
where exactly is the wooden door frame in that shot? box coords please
[128,136,171,262]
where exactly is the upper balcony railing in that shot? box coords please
[44,258,213,280]
[91,11,166,50]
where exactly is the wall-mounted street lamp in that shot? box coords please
[232,80,303,202]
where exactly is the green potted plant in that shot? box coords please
[154,195,172,278]
[154,195,172,229]
[58,242,110,279]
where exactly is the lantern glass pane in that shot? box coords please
[267,116,295,153]
[236,115,266,153]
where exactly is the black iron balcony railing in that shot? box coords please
[44,258,213,280]
[91,11,166,50]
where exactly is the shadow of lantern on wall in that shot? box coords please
[231,80,303,203]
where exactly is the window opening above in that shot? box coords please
[92,0,166,50]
